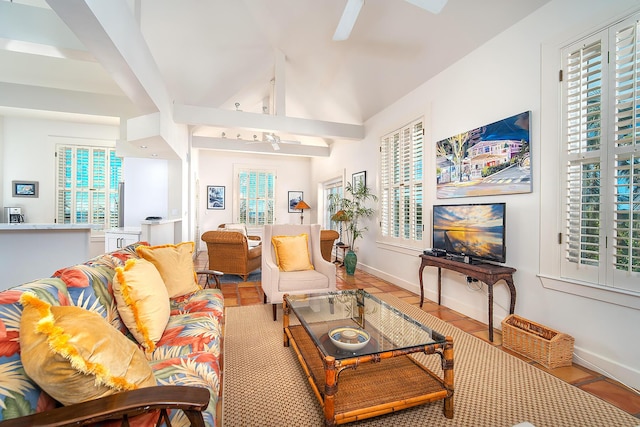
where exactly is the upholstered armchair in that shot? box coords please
[262,224,336,320]
[201,227,262,281]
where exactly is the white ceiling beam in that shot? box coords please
[175,104,364,140]
[46,0,158,115]
[46,0,187,160]
[0,82,137,119]
[192,136,330,157]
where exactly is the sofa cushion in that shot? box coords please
[220,223,247,236]
[19,292,156,406]
[150,312,222,361]
[136,242,200,297]
[113,258,170,353]
[149,352,221,427]
[271,233,314,272]
[170,288,224,320]
[0,279,68,420]
[53,263,127,334]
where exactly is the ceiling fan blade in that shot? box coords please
[404,0,448,14]
[333,0,364,41]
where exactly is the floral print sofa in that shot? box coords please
[0,242,224,426]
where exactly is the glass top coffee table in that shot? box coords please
[283,289,454,426]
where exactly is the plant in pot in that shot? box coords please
[328,181,377,275]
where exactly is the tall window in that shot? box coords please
[561,14,640,293]
[56,145,122,229]
[379,119,424,247]
[324,178,343,232]
[236,168,275,225]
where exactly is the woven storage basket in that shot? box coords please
[501,314,574,369]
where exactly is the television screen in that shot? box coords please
[432,203,506,263]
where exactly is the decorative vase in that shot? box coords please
[344,249,357,276]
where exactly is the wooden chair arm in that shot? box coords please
[196,269,223,288]
[0,385,210,427]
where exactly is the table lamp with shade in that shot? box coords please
[294,200,311,224]
[331,209,348,245]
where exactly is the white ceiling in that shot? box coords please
[0,0,551,156]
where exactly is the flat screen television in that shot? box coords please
[432,202,506,263]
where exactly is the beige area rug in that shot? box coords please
[222,295,638,426]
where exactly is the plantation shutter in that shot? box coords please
[380,118,424,246]
[238,169,275,225]
[561,15,640,293]
[610,17,640,291]
[325,179,343,231]
[56,144,121,228]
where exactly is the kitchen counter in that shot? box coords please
[0,224,97,290]
[140,218,182,245]
[0,223,99,230]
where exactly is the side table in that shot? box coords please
[334,243,350,266]
[418,254,516,342]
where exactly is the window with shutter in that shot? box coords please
[324,179,343,232]
[56,144,121,229]
[236,168,275,225]
[560,14,640,293]
[379,118,424,247]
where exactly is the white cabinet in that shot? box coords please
[105,228,142,252]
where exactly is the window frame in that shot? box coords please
[378,118,425,249]
[539,13,640,298]
[233,166,276,226]
[55,144,121,230]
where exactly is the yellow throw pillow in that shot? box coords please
[19,293,156,406]
[271,234,315,272]
[136,242,200,297]
[113,258,170,352]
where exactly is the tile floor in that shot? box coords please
[195,252,640,421]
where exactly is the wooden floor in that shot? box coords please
[194,252,640,422]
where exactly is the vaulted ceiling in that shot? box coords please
[0,0,551,157]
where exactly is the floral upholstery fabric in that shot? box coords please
[150,352,221,427]
[0,242,223,426]
[151,313,222,361]
[0,279,69,420]
[170,289,224,319]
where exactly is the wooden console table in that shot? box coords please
[418,254,517,342]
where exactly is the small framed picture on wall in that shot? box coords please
[352,171,366,190]
[288,191,303,213]
[207,185,225,210]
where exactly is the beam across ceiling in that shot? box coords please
[174,104,364,141]
[192,135,330,157]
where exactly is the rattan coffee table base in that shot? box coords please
[287,325,453,426]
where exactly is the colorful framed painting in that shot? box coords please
[435,111,531,198]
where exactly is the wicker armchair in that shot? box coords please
[320,229,339,262]
[201,229,262,281]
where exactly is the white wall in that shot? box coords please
[196,150,312,251]
[123,157,169,226]
[1,117,119,224]
[311,0,640,389]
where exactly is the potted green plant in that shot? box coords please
[328,181,377,275]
